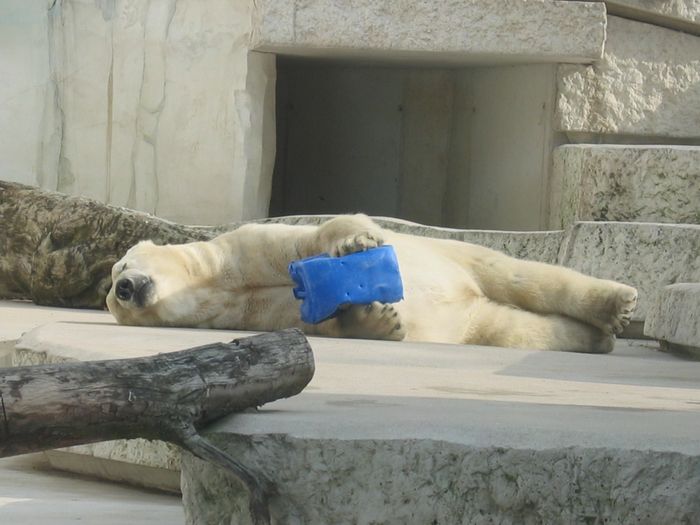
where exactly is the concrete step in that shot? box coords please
[251,0,606,65]
[177,334,700,524]
[645,283,700,359]
[550,145,700,228]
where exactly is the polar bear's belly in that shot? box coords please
[390,241,483,344]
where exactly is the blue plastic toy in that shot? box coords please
[288,245,404,324]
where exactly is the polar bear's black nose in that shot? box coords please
[115,278,134,301]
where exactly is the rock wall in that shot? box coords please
[2,1,699,231]
[551,8,700,229]
[557,16,700,139]
[1,0,276,225]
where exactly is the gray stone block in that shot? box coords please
[558,222,700,321]
[550,145,700,228]
[183,435,700,525]
[375,217,564,263]
[252,0,606,64]
[557,16,700,138]
[180,332,700,525]
[645,283,700,358]
[239,215,564,264]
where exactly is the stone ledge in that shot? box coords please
[605,1,700,35]
[557,16,700,138]
[549,145,700,227]
[644,283,700,359]
[245,215,564,264]
[251,0,606,65]
[180,341,700,524]
[0,455,184,525]
[184,422,700,524]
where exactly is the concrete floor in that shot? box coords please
[0,302,181,524]
[0,455,183,524]
[1,299,699,523]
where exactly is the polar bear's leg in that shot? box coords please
[214,214,383,288]
[465,246,637,335]
[312,214,385,256]
[465,299,614,353]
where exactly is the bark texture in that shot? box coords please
[0,329,313,524]
[0,180,220,308]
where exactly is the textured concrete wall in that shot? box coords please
[557,16,700,138]
[0,2,50,185]
[1,0,276,226]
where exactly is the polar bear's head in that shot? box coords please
[106,239,223,327]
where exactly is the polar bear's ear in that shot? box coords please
[125,239,155,255]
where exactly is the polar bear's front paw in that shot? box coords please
[332,231,384,257]
[338,302,405,341]
[596,284,638,335]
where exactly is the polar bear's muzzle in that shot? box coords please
[114,273,154,308]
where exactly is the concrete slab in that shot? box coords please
[550,145,700,228]
[248,215,565,263]
[0,454,183,524]
[251,0,607,65]
[0,300,113,367]
[16,321,692,410]
[0,300,112,343]
[645,283,700,359]
[176,328,700,524]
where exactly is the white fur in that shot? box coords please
[106,215,637,352]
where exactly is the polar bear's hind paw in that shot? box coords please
[601,285,638,335]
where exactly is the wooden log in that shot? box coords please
[0,329,314,525]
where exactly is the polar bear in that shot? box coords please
[106,214,637,353]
